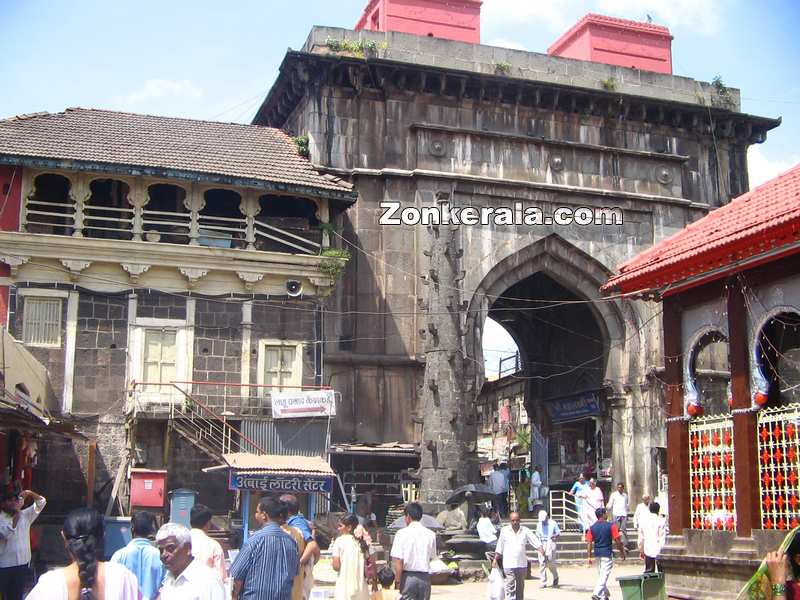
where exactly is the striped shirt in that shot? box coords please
[231,522,299,600]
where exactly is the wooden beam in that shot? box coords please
[729,279,759,536]
[664,296,690,535]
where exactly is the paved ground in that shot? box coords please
[430,562,647,599]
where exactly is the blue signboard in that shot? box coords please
[228,470,333,494]
[545,391,602,423]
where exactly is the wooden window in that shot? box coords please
[22,297,62,346]
[143,329,178,384]
[258,341,302,393]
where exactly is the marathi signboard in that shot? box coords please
[228,470,334,493]
[271,389,336,419]
[545,390,603,424]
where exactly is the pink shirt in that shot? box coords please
[190,529,226,583]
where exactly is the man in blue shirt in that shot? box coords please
[231,496,299,600]
[535,509,560,588]
[586,508,626,600]
[110,511,165,600]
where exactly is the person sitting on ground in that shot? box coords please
[110,510,165,600]
[189,504,227,584]
[157,522,225,600]
[436,503,468,531]
[476,507,498,547]
[26,507,139,600]
[372,566,398,600]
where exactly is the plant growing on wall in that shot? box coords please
[319,248,352,280]
[600,77,617,92]
[711,75,735,109]
[325,37,381,58]
[292,134,310,158]
[495,61,512,75]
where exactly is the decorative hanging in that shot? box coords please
[751,340,771,409]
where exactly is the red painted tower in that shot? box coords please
[355,0,482,44]
[548,14,673,74]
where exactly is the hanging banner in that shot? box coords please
[271,389,336,419]
[228,470,334,493]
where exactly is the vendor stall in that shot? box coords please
[204,452,340,543]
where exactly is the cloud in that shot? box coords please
[122,79,203,106]
[486,38,529,51]
[481,0,727,37]
[481,0,578,33]
[747,146,800,188]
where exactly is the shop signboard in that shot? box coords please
[271,389,336,419]
[228,470,333,493]
[545,391,602,423]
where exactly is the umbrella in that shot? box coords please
[446,484,497,505]
[388,514,444,530]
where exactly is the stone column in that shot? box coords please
[419,192,478,508]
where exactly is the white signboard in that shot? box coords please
[271,389,336,419]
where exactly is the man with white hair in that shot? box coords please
[156,522,225,600]
[534,509,560,588]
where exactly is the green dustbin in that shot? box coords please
[617,573,666,600]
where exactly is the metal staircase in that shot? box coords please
[129,382,267,463]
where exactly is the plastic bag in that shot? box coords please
[487,567,504,600]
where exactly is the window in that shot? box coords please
[22,297,62,346]
[143,329,177,384]
[258,341,303,394]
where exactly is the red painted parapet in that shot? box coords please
[355,0,482,44]
[0,165,22,325]
[548,13,673,74]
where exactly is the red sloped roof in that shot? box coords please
[602,163,800,296]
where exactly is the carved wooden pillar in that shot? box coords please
[129,182,149,242]
[184,186,205,246]
[664,296,690,535]
[729,279,759,536]
[239,192,261,251]
[71,174,87,238]
[314,199,331,247]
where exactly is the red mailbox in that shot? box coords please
[130,469,167,508]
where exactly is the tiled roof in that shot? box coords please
[0,108,354,197]
[602,163,800,295]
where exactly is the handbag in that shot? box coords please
[365,553,377,580]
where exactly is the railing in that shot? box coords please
[128,382,269,461]
[22,196,323,255]
[549,490,581,531]
[757,403,800,530]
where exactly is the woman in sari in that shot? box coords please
[331,514,370,600]
[739,526,800,599]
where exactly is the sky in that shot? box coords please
[2,0,799,376]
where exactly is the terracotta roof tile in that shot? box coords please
[0,108,353,196]
[603,163,800,295]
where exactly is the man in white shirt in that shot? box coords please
[582,478,605,530]
[637,502,666,573]
[494,512,540,600]
[156,522,225,600]
[535,509,560,588]
[0,484,46,600]
[390,502,436,600]
[633,494,652,548]
[189,504,227,584]
[606,482,630,543]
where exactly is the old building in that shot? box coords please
[254,6,779,502]
[0,108,356,516]
[601,163,800,598]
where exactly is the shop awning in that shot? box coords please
[329,442,419,458]
[203,452,336,494]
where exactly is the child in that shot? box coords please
[371,566,399,600]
